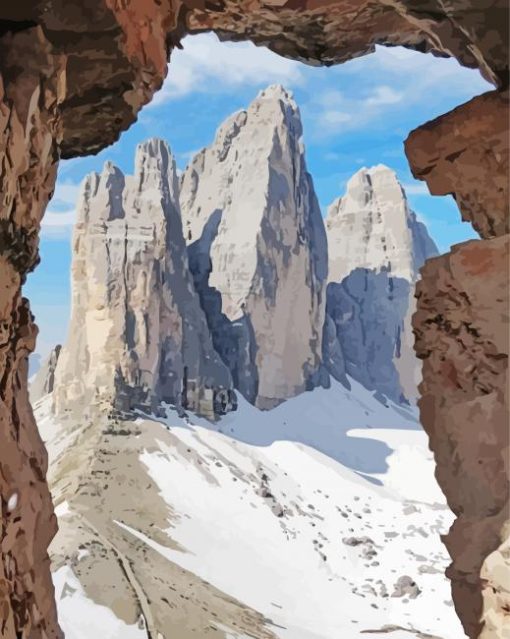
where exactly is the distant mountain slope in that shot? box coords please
[324,165,438,404]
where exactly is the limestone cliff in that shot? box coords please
[53,139,235,419]
[30,344,62,402]
[180,85,328,409]
[324,165,438,403]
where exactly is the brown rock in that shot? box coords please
[414,236,509,638]
[0,25,64,639]
[405,90,509,239]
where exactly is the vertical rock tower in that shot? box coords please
[180,85,329,409]
[323,165,438,403]
[53,139,235,418]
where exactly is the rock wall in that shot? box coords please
[53,138,234,419]
[405,90,509,239]
[0,25,63,639]
[180,85,328,409]
[407,91,509,638]
[30,344,62,403]
[324,165,438,403]
[0,1,508,637]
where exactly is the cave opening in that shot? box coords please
[0,8,507,639]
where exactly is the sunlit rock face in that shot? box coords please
[324,165,438,403]
[180,85,328,409]
[52,139,234,418]
[30,344,62,402]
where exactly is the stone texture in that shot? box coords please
[3,0,508,157]
[414,236,509,638]
[405,90,509,239]
[53,138,235,419]
[405,84,509,638]
[180,85,328,409]
[0,25,63,639]
[0,0,508,636]
[324,165,438,403]
[30,344,62,402]
[182,0,508,87]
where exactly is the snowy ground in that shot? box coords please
[37,379,462,639]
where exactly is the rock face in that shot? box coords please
[0,1,507,637]
[407,89,509,639]
[53,139,235,419]
[180,85,328,409]
[414,237,509,638]
[0,25,64,639]
[30,344,62,402]
[323,165,438,403]
[405,90,509,239]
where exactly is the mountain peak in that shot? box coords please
[256,83,294,103]
[326,165,435,282]
[180,88,327,409]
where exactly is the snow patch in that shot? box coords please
[53,566,147,639]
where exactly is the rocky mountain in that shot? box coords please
[30,344,61,402]
[25,86,464,639]
[180,85,328,409]
[52,139,235,419]
[323,165,438,403]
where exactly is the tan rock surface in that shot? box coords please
[180,85,328,409]
[53,138,234,419]
[414,236,509,638]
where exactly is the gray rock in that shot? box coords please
[52,138,235,419]
[30,345,61,402]
[391,575,421,599]
[342,536,374,547]
[180,85,329,409]
[324,165,438,403]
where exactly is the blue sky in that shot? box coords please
[26,34,490,357]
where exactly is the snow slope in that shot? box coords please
[37,379,461,639]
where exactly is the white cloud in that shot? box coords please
[50,180,81,210]
[348,45,490,102]
[402,182,430,195]
[41,209,76,240]
[43,210,76,227]
[152,34,304,104]
[309,45,489,137]
[312,84,404,134]
[365,86,403,106]
[322,110,352,126]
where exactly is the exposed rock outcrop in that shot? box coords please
[0,1,507,636]
[4,0,508,158]
[53,138,235,419]
[324,165,438,403]
[405,90,509,239]
[180,85,328,409]
[406,86,509,638]
[0,25,63,639]
[30,344,62,402]
[414,236,509,638]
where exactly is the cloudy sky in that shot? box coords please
[26,34,489,358]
